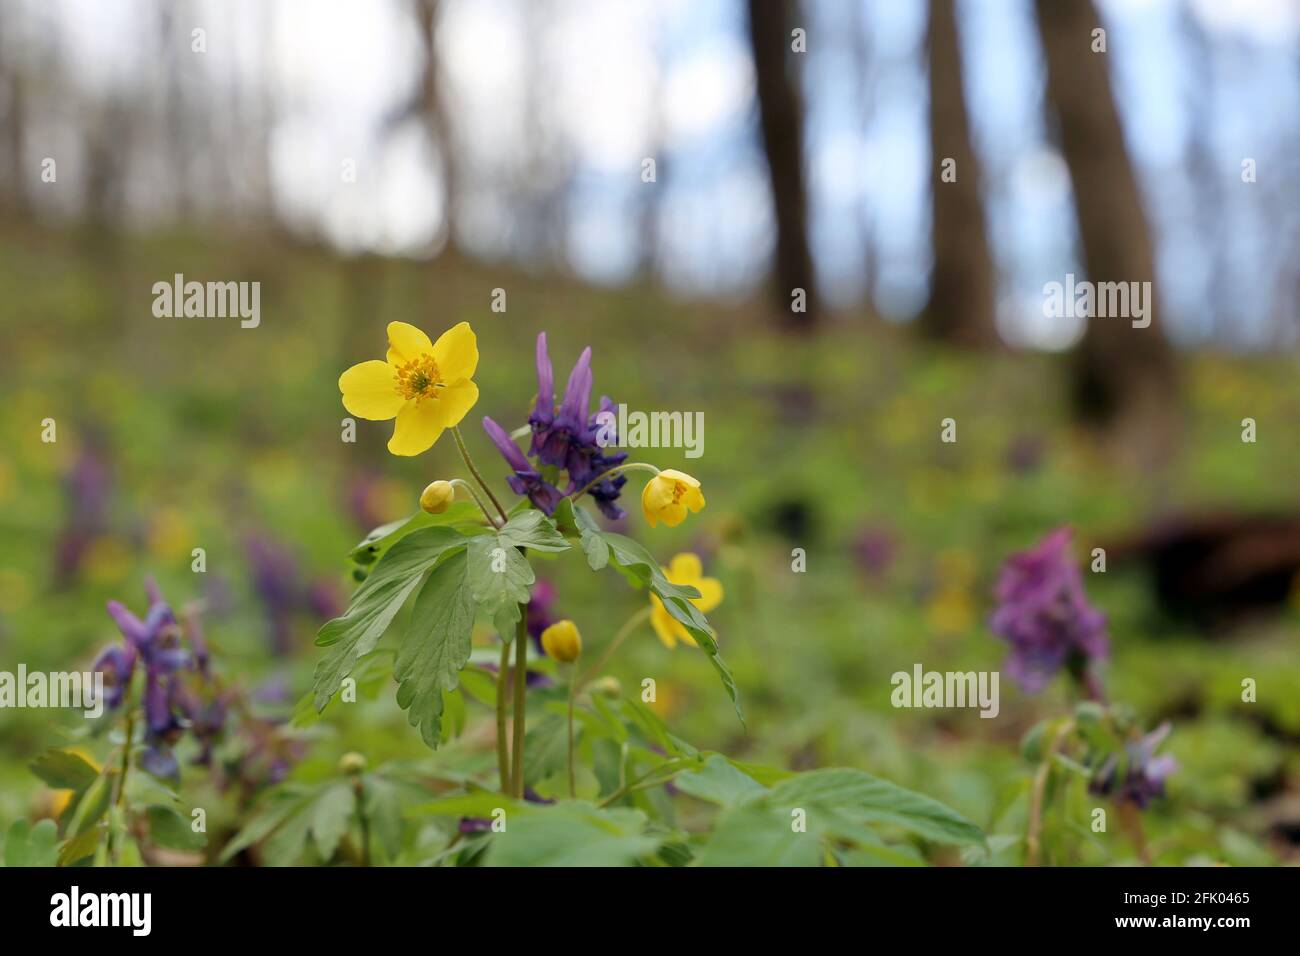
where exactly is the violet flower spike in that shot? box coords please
[482,415,563,514]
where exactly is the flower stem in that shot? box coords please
[577,607,651,692]
[567,664,577,798]
[511,608,527,799]
[452,425,509,524]
[107,672,137,864]
[450,478,498,528]
[568,462,660,502]
[353,777,371,866]
[1026,719,1074,867]
[496,639,512,796]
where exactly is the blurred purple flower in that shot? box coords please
[53,436,111,586]
[990,527,1108,694]
[245,534,305,656]
[526,579,559,653]
[852,526,897,580]
[1006,435,1045,475]
[1089,723,1178,809]
[482,415,563,514]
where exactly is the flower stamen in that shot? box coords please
[394,354,442,402]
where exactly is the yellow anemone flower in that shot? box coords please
[650,553,723,649]
[541,619,583,662]
[339,321,480,456]
[641,469,705,528]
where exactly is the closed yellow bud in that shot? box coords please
[589,675,621,698]
[540,619,582,662]
[338,752,368,776]
[420,480,455,514]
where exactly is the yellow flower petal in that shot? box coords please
[693,577,723,613]
[339,360,403,421]
[386,321,435,366]
[431,321,479,383]
[649,597,682,649]
[666,553,703,581]
[387,400,445,456]
[659,469,700,488]
[681,484,706,513]
[432,379,479,429]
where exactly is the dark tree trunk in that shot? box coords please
[1034,0,1179,439]
[746,0,816,330]
[920,0,999,347]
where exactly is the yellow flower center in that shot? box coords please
[394,354,442,402]
[671,481,686,504]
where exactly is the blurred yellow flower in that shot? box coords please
[650,553,723,649]
[641,469,705,528]
[339,321,479,456]
[541,619,582,662]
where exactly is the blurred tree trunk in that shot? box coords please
[1034,0,1179,444]
[920,0,998,347]
[746,0,816,330]
[413,0,456,254]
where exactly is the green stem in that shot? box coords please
[107,672,137,864]
[511,608,527,799]
[567,664,577,798]
[452,425,509,523]
[568,462,660,502]
[496,640,512,795]
[450,478,498,528]
[577,607,651,692]
[354,778,371,866]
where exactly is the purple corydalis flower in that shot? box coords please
[528,333,594,476]
[482,415,563,514]
[990,527,1108,694]
[92,644,136,709]
[1089,723,1178,809]
[852,527,897,579]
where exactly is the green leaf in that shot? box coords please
[145,806,206,851]
[394,551,477,748]
[522,713,570,789]
[57,827,102,867]
[495,508,571,552]
[484,804,663,867]
[570,525,742,724]
[765,769,984,846]
[555,498,608,569]
[310,783,356,861]
[349,503,488,565]
[314,525,469,710]
[466,534,534,639]
[3,819,58,867]
[674,755,766,808]
[697,802,822,867]
[29,749,100,793]
[219,792,308,863]
[362,776,404,858]
[66,772,111,837]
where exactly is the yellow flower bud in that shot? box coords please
[641,469,705,528]
[540,619,582,663]
[338,752,368,776]
[420,480,455,514]
[588,675,622,698]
